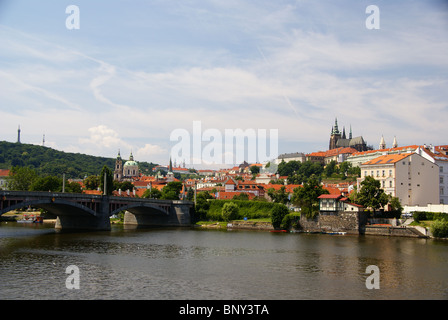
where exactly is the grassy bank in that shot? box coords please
[206,199,276,221]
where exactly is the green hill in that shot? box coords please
[0,141,157,179]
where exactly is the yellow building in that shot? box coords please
[358,153,439,206]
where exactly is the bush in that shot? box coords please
[221,202,239,222]
[413,211,448,222]
[207,200,275,221]
[271,203,289,230]
[430,219,448,238]
[281,213,301,230]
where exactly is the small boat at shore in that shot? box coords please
[270,229,287,233]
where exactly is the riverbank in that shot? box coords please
[0,211,56,224]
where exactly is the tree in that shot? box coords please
[161,181,183,200]
[221,202,239,221]
[291,176,329,219]
[324,160,338,177]
[30,176,62,192]
[356,176,389,212]
[195,191,213,221]
[250,165,260,174]
[271,203,289,229]
[65,181,82,193]
[389,196,403,213]
[83,175,100,190]
[7,166,38,191]
[267,186,289,204]
[100,166,114,195]
[142,188,162,199]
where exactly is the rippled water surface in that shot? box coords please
[1,222,448,300]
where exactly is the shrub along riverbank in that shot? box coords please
[196,199,300,230]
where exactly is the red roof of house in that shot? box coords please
[318,194,342,199]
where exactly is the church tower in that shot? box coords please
[17,125,21,143]
[329,118,341,150]
[114,150,123,181]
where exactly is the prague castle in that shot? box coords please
[329,118,372,152]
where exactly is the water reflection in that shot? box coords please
[1,223,448,300]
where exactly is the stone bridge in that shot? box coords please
[0,191,194,231]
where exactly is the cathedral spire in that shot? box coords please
[333,118,340,134]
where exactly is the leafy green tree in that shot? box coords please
[267,186,289,204]
[324,160,338,177]
[7,166,38,191]
[30,176,62,192]
[291,176,329,219]
[65,181,82,193]
[100,166,114,195]
[271,203,289,229]
[114,180,134,192]
[221,202,239,222]
[186,187,195,201]
[195,191,213,221]
[389,196,403,213]
[356,176,389,212]
[142,188,162,199]
[83,175,100,190]
[161,181,183,200]
[250,165,260,174]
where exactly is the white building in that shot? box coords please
[358,152,439,207]
[275,152,306,165]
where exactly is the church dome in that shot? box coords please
[124,160,138,166]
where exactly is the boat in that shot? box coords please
[270,229,287,233]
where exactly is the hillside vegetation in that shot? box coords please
[0,141,157,179]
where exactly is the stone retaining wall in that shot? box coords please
[298,212,367,234]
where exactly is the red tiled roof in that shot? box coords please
[361,153,411,166]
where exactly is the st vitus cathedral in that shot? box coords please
[329,118,372,152]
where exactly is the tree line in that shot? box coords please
[0,141,157,179]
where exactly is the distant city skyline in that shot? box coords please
[1,1,447,168]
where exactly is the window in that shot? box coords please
[382,170,385,177]
[389,170,393,176]
[389,181,393,188]
[440,166,444,173]
[441,176,444,184]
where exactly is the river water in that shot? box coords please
[1,222,448,300]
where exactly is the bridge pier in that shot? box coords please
[55,213,111,231]
[54,196,111,231]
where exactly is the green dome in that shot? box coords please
[124,160,138,166]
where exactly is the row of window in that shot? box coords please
[364,169,393,178]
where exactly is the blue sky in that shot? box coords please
[0,0,447,168]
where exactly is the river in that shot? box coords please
[1,221,448,300]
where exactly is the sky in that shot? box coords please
[0,0,447,169]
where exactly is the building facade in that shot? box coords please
[358,153,439,206]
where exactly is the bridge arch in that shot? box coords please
[0,198,98,217]
[110,202,169,217]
